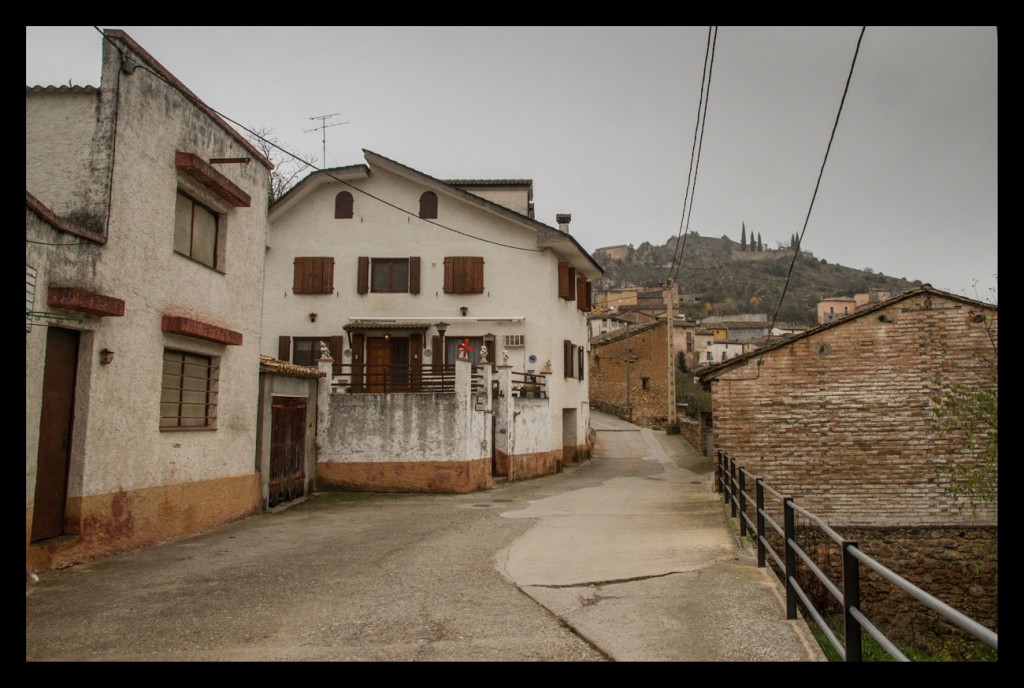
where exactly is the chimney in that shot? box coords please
[556,213,571,233]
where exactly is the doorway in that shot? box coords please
[32,327,80,542]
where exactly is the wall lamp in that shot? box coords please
[100,348,115,365]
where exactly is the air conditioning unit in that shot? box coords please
[504,334,525,348]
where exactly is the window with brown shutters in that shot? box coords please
[293,257,335,294]
[576,277,591,311]
[335,191,354,219]
[558,261,576,301]
[443,256,484,294]
[419,191,438,219]
[577,344,585,381]
[564,339,573,379]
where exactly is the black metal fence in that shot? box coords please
[715,450,998,661]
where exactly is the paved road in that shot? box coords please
[26,411,825,662]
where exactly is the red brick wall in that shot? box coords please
[709,292,997,527]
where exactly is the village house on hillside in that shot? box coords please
[262,151,602,492]
[698,285,997,641]
[26,31,273,570]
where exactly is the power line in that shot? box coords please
[716,26,867,383]
[90,27,549,255]
[670,26,717,283]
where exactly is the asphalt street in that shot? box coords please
[25,410,825,662]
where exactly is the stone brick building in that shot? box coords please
[589,321,673,428]
[698,285,997,646]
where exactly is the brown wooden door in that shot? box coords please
[31,327,79,542]
[366,337,391,392]
[269,396,306,507]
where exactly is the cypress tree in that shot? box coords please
[741,223,747,251]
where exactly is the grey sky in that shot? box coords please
[26,26,997,303]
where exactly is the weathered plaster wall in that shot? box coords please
[26,33,270,570]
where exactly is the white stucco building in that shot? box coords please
[263,150,602,491]
[26,31,272,570]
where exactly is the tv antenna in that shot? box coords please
[304,112,349,167]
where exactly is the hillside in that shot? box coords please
[593,234,922,326]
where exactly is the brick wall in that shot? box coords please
[589,322,672,428]
[708,291,997,527]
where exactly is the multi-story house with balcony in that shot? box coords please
[262,150,602,491]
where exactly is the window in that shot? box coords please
[419,191,438,219]
[293,257,335,294]
[291,337,322,366]
[641,377,650,391]
[707,352,713,361]
[335,191,354,219]
[160,349,218,428]
[358,257,420,294]
[373,258,409,292]
[564,340,583,380]
[443,256,484,294]
[174,191,219,269]
[504,334,525,348]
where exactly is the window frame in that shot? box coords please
[371,258,411,293]
[174,190,221,270]
[160,349,218,430]
[291,337,322,366]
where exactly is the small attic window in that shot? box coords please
[335,191,354,219]
[419,191,438,219]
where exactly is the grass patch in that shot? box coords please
[809,617,997,662]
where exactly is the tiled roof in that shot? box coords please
[445,179,533,187]
[259,355,325,378]
[343,320,434,331]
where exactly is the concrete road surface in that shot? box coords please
[26,410,825,662]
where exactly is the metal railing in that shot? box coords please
[331,363,455,394]
[510,370,547,398]
[715,450,998,661]
[330,363,492,395]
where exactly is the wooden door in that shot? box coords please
[366,337,391,392]
[31,327,79,542]
[269,396,306,507]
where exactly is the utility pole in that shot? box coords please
[664,278,677,427]
[624,323,637,424]
[304,112,349,167]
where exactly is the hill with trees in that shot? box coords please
[594,232,922,326]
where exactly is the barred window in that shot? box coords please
[160,349,218,429]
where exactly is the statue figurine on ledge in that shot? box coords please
[502,349,509,365]
[479,343,488,361]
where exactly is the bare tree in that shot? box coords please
[245,126,317,207]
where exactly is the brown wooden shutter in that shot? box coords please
[357,256,369,294]
[409,257,421,295]
[558,262,576,300]
[564,339,572,379]
[443,257,454,294]
[335,191,353,219]
[278,336,291,361]
[471,257,484,294]
[410,332,424,390]
[576,277,591,311]
[350,333,365,391]
[578,345,585,381]
[419,191,438,219]
[321,257,335,293]
[330,335,346,377]
[432,335,443,373]
[585,281,592,310]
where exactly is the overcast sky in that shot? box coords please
[26,26,998,303]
